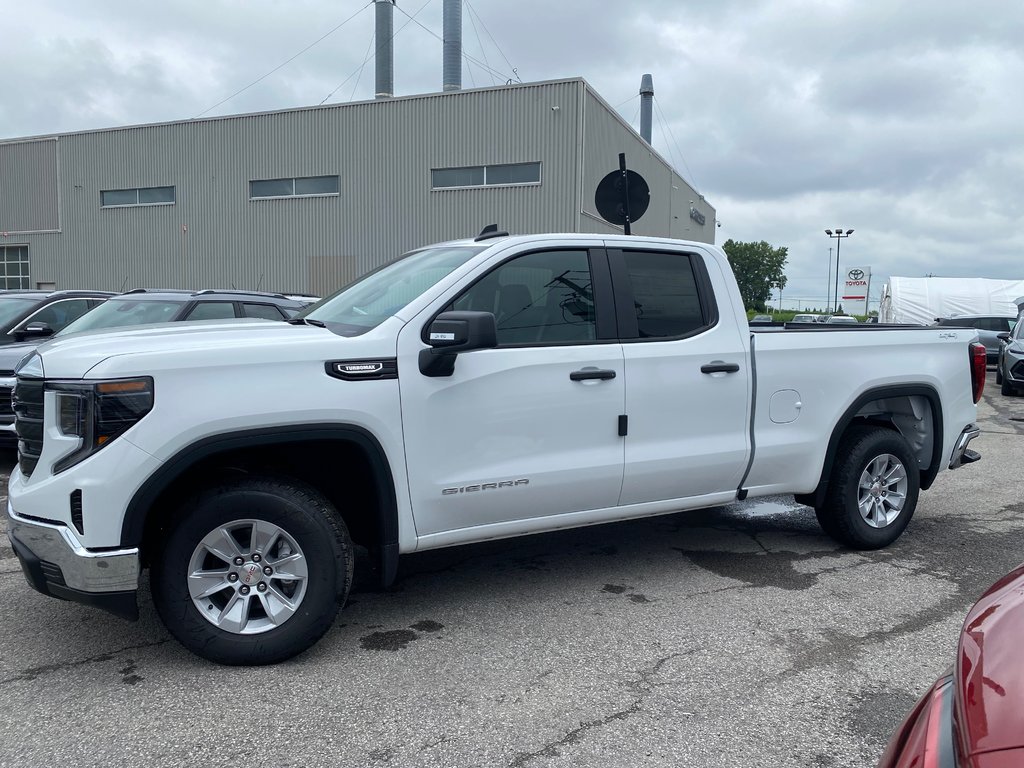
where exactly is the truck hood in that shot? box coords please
[30,319,400,379]
[0,341,41,375]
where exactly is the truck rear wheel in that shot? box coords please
[151,477,354,665]
[815,426,920,549]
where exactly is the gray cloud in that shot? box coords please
[2,0,1022,307]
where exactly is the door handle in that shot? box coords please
[570,369,617,381]
[701,362,740,374]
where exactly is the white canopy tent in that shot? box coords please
[879,277,1024,324]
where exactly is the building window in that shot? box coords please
[250,175,339,199]
[100,186,175,207]
[0,245,30,289]
[431,162,541,190]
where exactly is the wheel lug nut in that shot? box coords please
[263,566,273,576]
[257,583,268,593]
[252,553,262,563]
[228,573,239,583]
[240,585,250,595]
[233,557,244,566]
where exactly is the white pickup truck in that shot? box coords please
[6,232,985,665]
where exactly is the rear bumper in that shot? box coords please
[6,502,139,620]
[949,424,981,470]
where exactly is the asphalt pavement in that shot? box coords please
[2,371,1022,768]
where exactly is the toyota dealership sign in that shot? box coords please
[842,266,871,315]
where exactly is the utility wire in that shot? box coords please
[464,0,496,86]
[320,0,435,104]
[196,2,373,118]
[395,4,514,83]
[613,94,637,111]
[350,32,376,101]
[464,0,519,81]
[653,96,698,188]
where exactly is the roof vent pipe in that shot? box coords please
[443,0,462,91]
[375,0,395,99]
[640,74,654,144]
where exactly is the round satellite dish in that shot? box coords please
[595,169,650,226]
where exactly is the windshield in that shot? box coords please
[299,245,486,336]
[0,298,38,327]
[57,298,186,335]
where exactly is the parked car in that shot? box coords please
[877,562,1024,767]
[996,320,1024,396]
[791,313,822,323]
[6,233,984,664]
[826,315,858,324]
[937,315,1018,364]
[750,314,773,323]
[0,289,316,447]
[0,290,113,346]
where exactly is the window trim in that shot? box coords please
[0,244,31,290]
[100,186,176,208]
[249,175,340,201]
[422,247,616,349]
[430,162,543,191]
[606,248,720,343]
[10,297,96,334]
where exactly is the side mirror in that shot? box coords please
[419,311,497,377]
[997,332,1011,342]
[14,322,54,340]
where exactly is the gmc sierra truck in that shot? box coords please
[6,232,985,665]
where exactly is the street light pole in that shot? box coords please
[826,247,833,313]
[825,228,854,313]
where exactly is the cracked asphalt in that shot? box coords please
[2,370,1022,768]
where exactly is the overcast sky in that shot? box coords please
[2,0,1022,309]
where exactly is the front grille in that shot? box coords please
[0,385,13,423]
[13,377,44,477]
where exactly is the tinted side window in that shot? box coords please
[23,299,93,332]
[186,302,237,320]
[448,250,596,345]
[243,303,285,320]
[621,251,706,338]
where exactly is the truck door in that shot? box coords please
[610,247,751,505]
[398,246,625,538]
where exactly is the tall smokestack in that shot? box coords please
[640,74,654,144]
[375,0,395,99]
[443,0,462,91]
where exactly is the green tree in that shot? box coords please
[721,239,789,311]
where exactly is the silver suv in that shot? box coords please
[996,319,1024,396]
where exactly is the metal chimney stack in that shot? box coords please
[375,0,395,99]
[443,0,462,91]
[640,74,654,144]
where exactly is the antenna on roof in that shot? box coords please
[475,224,509,241]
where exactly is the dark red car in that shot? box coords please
[878,563,1024,767]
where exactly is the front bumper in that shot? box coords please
[6,502,140,620]
[949,424,981,470]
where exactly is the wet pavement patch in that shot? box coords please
[602,584,628,594]
[675,548,837,591]
[360,629,419,651]
[628,593,651,604]
[119,660,143,685]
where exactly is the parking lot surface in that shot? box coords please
[2,372,1022,768]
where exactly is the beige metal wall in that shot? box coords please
[0,78,714,295]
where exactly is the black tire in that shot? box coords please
[1002,377,1015,396]
[995,366,1002,385]
[151,476,354,665]
[815,426,920,549]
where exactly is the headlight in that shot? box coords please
[50,377,154,473]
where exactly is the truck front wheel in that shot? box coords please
[151,477,354,665]
[815,426,920,549]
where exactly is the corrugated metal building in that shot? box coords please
[0,77,715,296]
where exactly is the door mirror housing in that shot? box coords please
[419,311,498,377]
[997,332,1011,342]
[14,322,54,340]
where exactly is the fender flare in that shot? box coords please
[120,424,400,586]
[795,384,944,509]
